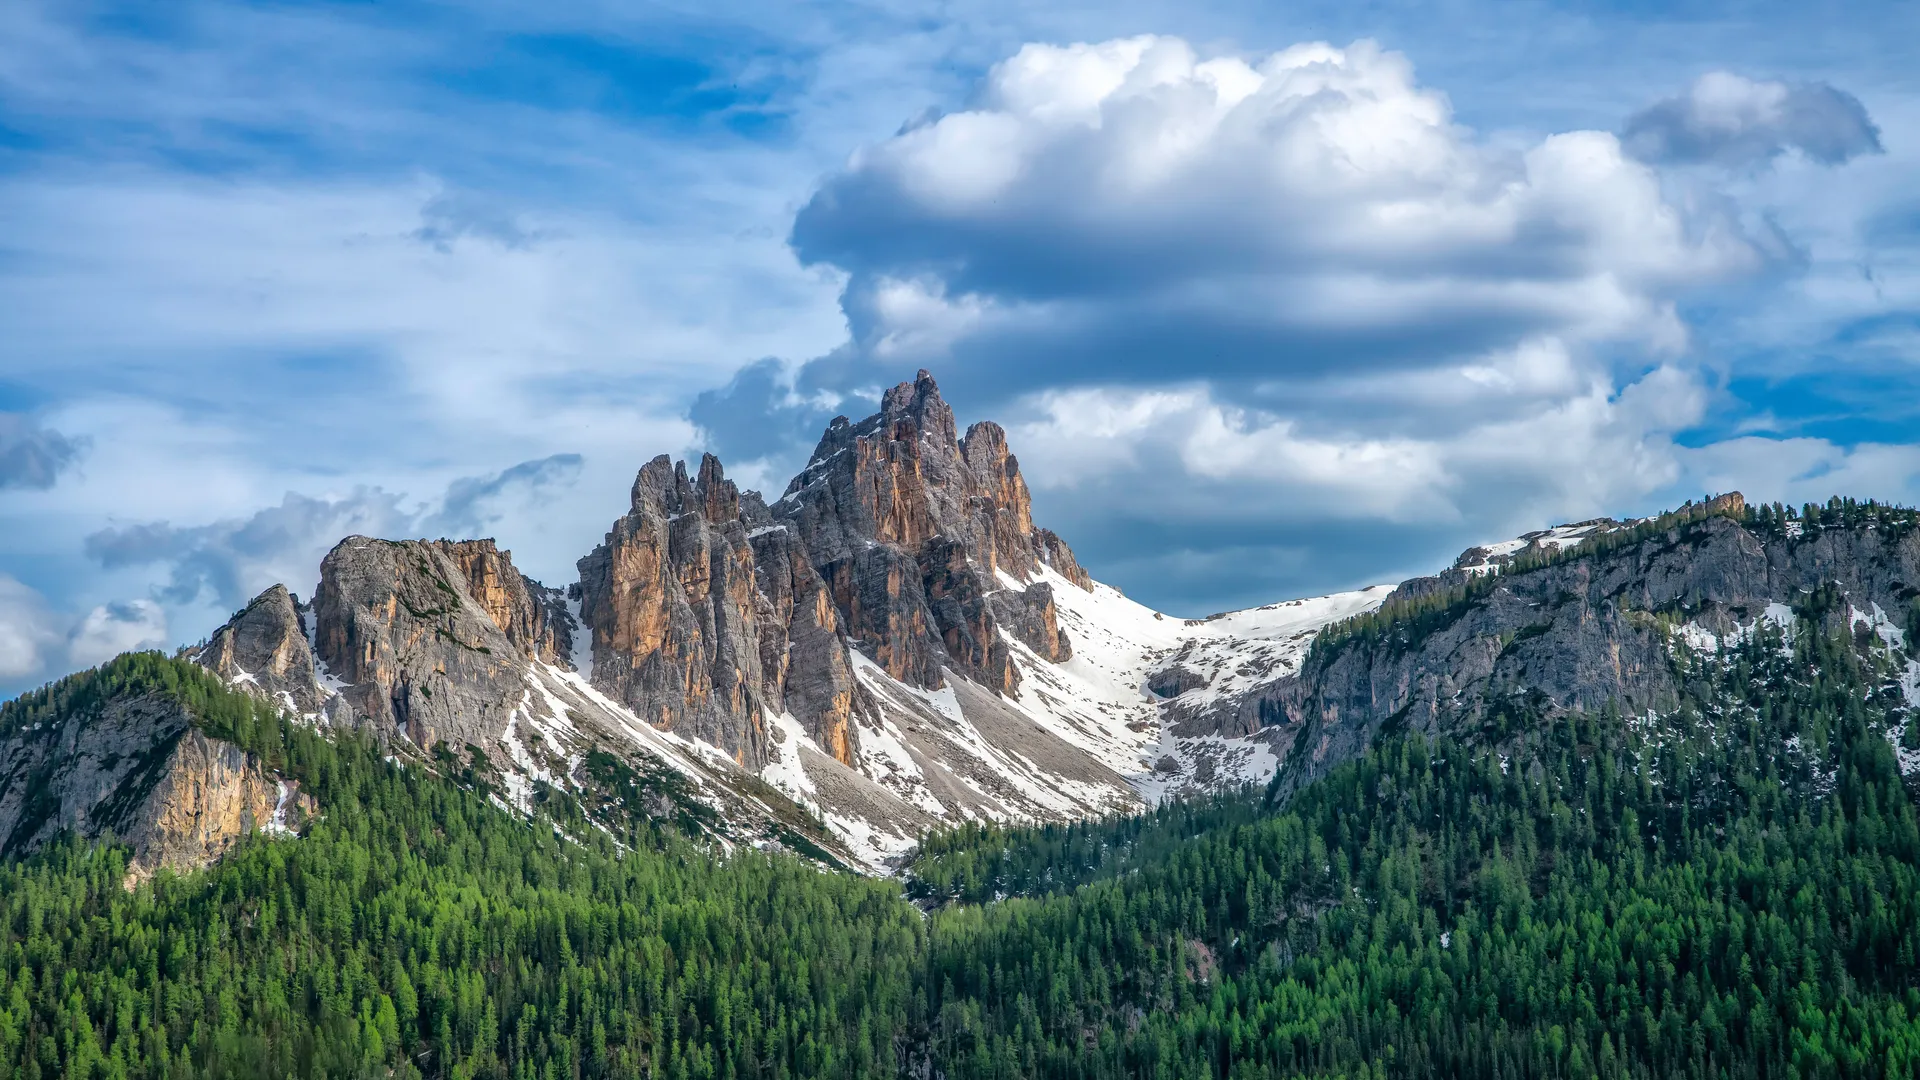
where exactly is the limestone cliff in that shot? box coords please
[575,455,779,768]
[192,584,350,723]
[119,729,315,885]
[312,537,535,752]
[441,539,572,665]
[193,531,873,867]
[0,682,311,885]
[1251,496,1920,795]
[771,370,1081,693]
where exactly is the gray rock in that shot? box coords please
[193,584,328,715]
[771,370,1090,693]
[576,454,774,768]
[438,538,572,664]
[0,688,311,884]
[1255,500,1920,795]
[312,536,531,752]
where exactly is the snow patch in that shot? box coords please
[761,711,819,800]
[262,780,298,836]
[564,594,594,682]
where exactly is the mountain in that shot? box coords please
[166,370,1398,869]
[10,371,1920,884]
[7,389,1920,1077]
[1257,494,1920,795]
[5,560,1919,1079]
[0,655,315,886]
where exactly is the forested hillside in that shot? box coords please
[0,657,924,1080]
[6,587,1920,1078]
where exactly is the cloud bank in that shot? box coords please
[691,37,1824,610]
[788,36,1761,394]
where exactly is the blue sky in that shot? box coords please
[1,0,1916,695]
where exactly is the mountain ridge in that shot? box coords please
[158,368,1392,867]
[11,369,1920,878]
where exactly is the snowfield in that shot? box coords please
[739,565,1393,868]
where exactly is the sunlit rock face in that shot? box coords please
[773,370,1084,694]
[0,687,312,887]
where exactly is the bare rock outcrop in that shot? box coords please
[1263,498,1920,795]
[749,526,864,765]
[119,729,315,885]
[311,537,534,751]
[771,370,1084,693]
[575,455,776,768]
[193,584,336,718]
[441,539,572,664]
[0,688,311,885]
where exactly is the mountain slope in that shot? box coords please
[69,373,1920,877]
[6,595,1920,1079]
[901,628,1920,1078]
[177,371,1397,868]
[1258,494,1920,797]
[0,655,315,885]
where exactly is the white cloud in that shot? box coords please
[0,576,170,685]
[84,488,422,612]
[1680,437,1920,508]
[82,452,588,614]
[796,34,1764,384]
[1012,363,1708,529]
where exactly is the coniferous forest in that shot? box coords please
[5,598,1920,1078]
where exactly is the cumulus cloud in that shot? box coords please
[679,35,1806,610]
[1623,72,1883,167]
[0,412,87,490]
[786,35,1761,402]
[1679,436,1920,507]
[1013,364,1707,526]
[82,453,584,613]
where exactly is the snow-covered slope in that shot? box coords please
[743,566,1392,867]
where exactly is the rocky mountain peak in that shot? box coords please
[629,452,753,526]
[580,452,787,767]
[311,536,536,751]
[162,368,1125,867]
[438,538,571,665]
[879,368,957,442]
[193,584,321,711]
[761,371,1085,692]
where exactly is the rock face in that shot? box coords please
[441,539,571,664]
[573,373,1090,771]
[576,455,780,768]
[118,729,315,885]
[313,537,538,752]
[771,370,1081,693]
[192,584,348,723]
[1254,497,1920,795]
[746,524,864,765]
[0,688,311,884]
